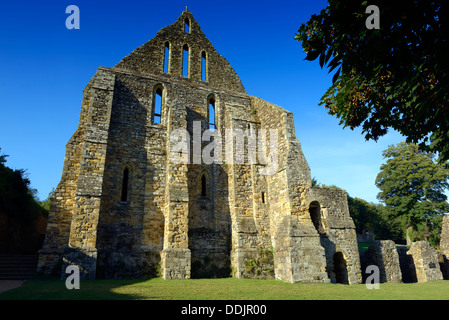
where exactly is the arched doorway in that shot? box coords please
[333,252,349,284]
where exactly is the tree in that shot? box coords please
[375,142,449,245]
[39,188,54,212]
[0,148,48,223]
[347,196,402,242]
[295,0,449,161]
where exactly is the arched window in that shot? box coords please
[182,44,189,77]
[208,96,215,130]
[184,18,190,33]
[121,168,129,202]
[201,51,207,81]
[163,42,170,73]
[153,86,163,124]
[309,201,325,235]
[201,175,207,197]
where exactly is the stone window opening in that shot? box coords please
[309,201,325,235]
[201,175,207,197]
[163,42,170,73]
[182,44,190,77]
[261,192,265,203]
[121,168,129,202]
[184,18,190,33]
[153,86,163,124]
[201,51,207,81]
[208,96,215,131]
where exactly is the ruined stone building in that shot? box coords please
[37,10,362,284]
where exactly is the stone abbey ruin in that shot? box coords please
[37,11,449,284]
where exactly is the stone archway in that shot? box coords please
[333,252,349,284]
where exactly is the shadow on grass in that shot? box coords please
[0,277,153,300]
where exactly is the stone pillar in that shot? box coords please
[439,215,449,279]
[407,241,443,283]
[273,216,329,283]
[365,240,402,283]
[38,78,97,277]
[62,68,115,280]
[161,104,191,279]
[440,215,449,254]
[160,200,191,279]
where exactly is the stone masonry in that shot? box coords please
[363,240,402,283]
[439,215,449,279]
[406,241,443,283]
[37,10,362,284]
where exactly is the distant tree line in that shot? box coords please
[0,148,50,253]
[0,148,48,222]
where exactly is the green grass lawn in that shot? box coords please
[1,277,449,300]
[358,241,409,251]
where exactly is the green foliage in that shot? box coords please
[39,188,54,212]
[0,148,48,224]
[244,247,274,278]
[348,196,402,242]
[296,0,449,161]
[375,142,449,245]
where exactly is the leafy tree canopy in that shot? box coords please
[296,0,449,161]
[375,142,449,244]
[347,195,403,242]
[0,148,48,224]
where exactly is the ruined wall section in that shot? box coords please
[93,68,166,278]
[407,241,443,282]
[171,84,242,278]
[222,98,269,278]
[363,240,402,283]
[38,75,100,276]
[440,215,449,279]
[251,96,328,283]
[60,68,116,280]
[308,187,362,284]
[441,215,449,255]
[161,101,191,279]
[113,11,246,95]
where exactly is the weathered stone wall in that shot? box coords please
[309,187,362,284]
[251,97,332,283]
[439,215,449,279]
[406,241,443,283]
[39,10,363,284]
[362,240,402,283]
[113,11,246,95]
[37,78,95,276]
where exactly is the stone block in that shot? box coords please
[407,241,443,283]
[365,240,402,283]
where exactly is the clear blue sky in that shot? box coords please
[0,0,404,202]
